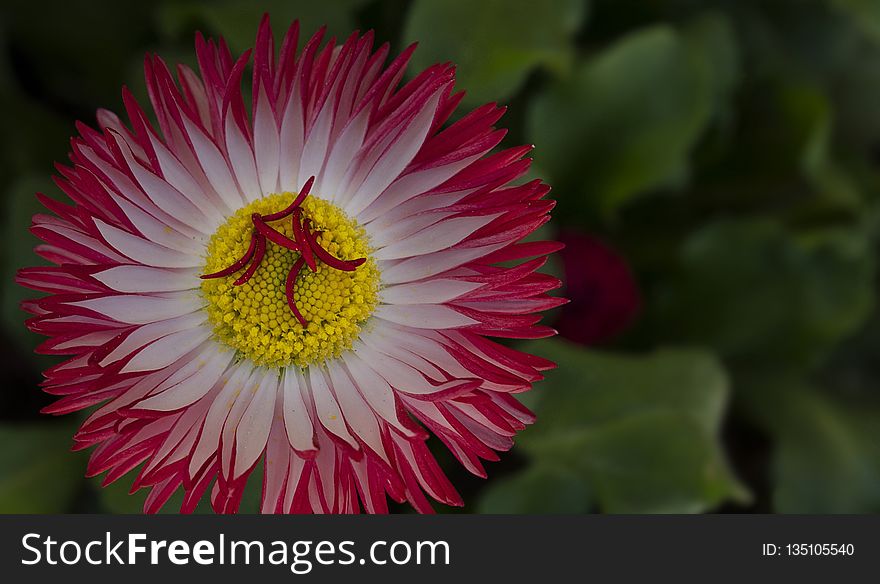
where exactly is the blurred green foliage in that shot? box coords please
[481,343,748,513]
[528,21,729,217]
[3,0,880,513]
[0,422,84,513]
[405,0,585,107]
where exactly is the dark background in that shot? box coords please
[2,0,880,514]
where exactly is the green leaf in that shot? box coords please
[689,78,863,216]
[654,219,875,366]
[577,411,741,513]
[97,460,263,514]
[831,0,880,43]
[0,46,71,183]
[157,0,370,53]
[404,0,586,107]
[528,23,722,217]
[743,378,880,513]
[98,479,152,515]
[682,13,740,114]
[3,0,153,107]
[778,83,862,211]
[478,465,591,514]
[98,477,211,514]
[509,341,747,513]
[238,459,264,514]
[0,175,56,360]
[775,391,880,513]
[0,423,84,513]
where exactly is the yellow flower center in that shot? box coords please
[201,192,380,368]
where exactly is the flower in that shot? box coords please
[556,232,639,346]
[17,16,563,513]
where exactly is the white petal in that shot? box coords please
[353,341,473,397]
[361,327,448,382]
[148,131,228,223]
[326,360,389,462]
[183,117,244,211]
[300,100,334,191]
[374,214,500,260]
[282,367,317,453]
[110,132,215,234]
[224,114,261,204]
[84,370,175,429]
[379,326,470,378]
[367,210,453,249]
[234,370,279,477]
[261,404,293,513]
[312,429,339,509]
[278,86,305,191]
[367,188,474,233]
[344,90,443,217]
[189,364,252,476]
[36,222,127,263]
[70,292,202,324]
[374,304,477,329]
[254,86,281,195]
[379,242,506,284]
[95,220,200,268]
[320,109,369,201]
[352,341,422,384]
[81,148,204,242]
[92,266,199,293]
[340,352,416,437]
[455,401,516,438]
[379,278,481,305]
[308,366,358,449]
[53,330,118,350]
[136,346,234,411]
[111,196,205,254]
[142,403,206,475]
[359,155,482,224]
[146,343,219,395]
[100,312,206,365]
[282,452,307,512]
[220,367,261,476]
[121,326,212,373]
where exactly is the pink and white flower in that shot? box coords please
[17,16,563,513]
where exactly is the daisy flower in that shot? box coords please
[557,232,639,346]
[17,16,564,513]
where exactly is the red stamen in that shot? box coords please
[285,256,308,327]
[233,233,266,286]
[260,176,315,222]
[253,214,300,251]
[200,231,258,279]
[292,209,317,272]
[291,175,315,207]
[302,220,366,272]
[201,179,367,326]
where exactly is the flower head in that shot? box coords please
[557,232,640,346]
[17,16,563,513]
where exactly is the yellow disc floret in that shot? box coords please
[201,192,379,368]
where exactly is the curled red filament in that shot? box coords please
[301,220,366,272]
[233,233,266,286]
[201,177,367,326]
[285,256,308,327]
[292,209,317,272]
[201,231,258,279]
[260,176,315,222]
[253,214,300,251]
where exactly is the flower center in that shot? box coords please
[201,190,380,368]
